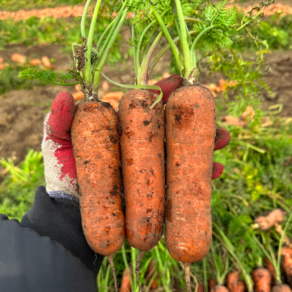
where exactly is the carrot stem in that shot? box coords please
[152,7,183,73]
[84,0,102,86]
[95,19,115,52]
[190,25,220,69]
[132,21,138,78]
[137,21,174,85]
[135,9,170,74]
[93,5,125,72]
[94,7,128,93]
[135,20,156,77]
[148,28,197,76]
[174,0,192,78]
[108,253,118,292]
[81,0,92,38]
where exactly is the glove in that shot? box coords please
[212,128,230,179]
[42,91,78,200]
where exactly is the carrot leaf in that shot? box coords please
[18,68,78,86]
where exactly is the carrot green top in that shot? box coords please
[19,0,130,101]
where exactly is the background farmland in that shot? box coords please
[0,0,292,291]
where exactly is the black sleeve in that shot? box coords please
[0,186,104,292]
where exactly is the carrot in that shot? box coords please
[209,279,218,292]
[118,89,165,290]
[41,56,51,68]
[264,258,276,285]
[226,271,247,292]
[272,284,292,292]
[16,2,129,291]
[71,101,125,292]
[281,246,292,287]
[254,209,286,231]
[251,267,272,292]
[165,85,216,290]
[210,285,229,292]
[120,267,133,292]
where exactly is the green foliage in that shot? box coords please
[0,63,46,94]
[211,116,292,272]
[194,2,238,50]
[207,47,269,117]
[235,14,292,51]
[19,68,78,86]
[0,150,45,221]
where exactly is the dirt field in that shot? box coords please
[0,1,292,170]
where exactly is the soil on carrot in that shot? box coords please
[0,35,292,177]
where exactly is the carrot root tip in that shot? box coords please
[184,262,192,292]
[108,253,118,292]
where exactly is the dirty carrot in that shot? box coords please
[118,89,165,290]
[251,267,272,292]
[114,7,185,291]
[253,209,286,231]
[164,84,216,261]
[151,1,238,289]
[69,2,129,291]
[226,271,247,292]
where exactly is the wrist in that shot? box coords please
[47,190,79,202]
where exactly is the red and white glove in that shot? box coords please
[42,91,79,201]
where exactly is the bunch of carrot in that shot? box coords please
[20,0,264,291]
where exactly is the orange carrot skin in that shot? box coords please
[252,267,272,292]
[120,268,132,292]
[227,271,246,292]
[118,89,165,251]
[281,247,292,287]
[71,101,125,256]
[165,85,216,263]
[210,285,229,292]
[264,258,276,285]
